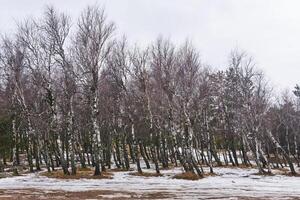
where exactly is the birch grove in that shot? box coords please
[0,5,300,177]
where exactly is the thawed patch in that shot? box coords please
[173,171,201,180]
[40,168,113,179]
[129,171,163,177]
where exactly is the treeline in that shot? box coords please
[0,5,299,177]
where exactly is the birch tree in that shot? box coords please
[74,5,115,175]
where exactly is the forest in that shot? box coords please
[0,5,300,186]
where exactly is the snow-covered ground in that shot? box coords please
[0,167,300,199]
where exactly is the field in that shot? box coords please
[1,165,300,199]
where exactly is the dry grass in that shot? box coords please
[275,167,290,172]
[252,171,274,176]
[0,173,12,179]
[285,172,300,177]
[40,169,112,179]
[77,167,92,172]
[108,168,132,172]
[204,172,218,178]
[238,164,254,169]
[222,164,254,169]
[173,172,201,180]
[129,172,163,177]
[160,163,176,170]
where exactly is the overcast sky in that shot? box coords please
[1,0,299,92]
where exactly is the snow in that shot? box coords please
[0,167,299,199]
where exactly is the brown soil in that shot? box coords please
[0,189,300,200]
[0,189,171,200]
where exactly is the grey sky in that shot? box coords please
[1,0,299,92]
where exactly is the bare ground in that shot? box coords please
[0,189,300,200]
[0,189,171,200]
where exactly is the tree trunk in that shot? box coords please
[139,142,150,169]
[12,117,18,176]
[267,131,297,175]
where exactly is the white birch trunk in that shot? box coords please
[266,130,296,174]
